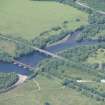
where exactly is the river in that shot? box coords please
[0,30,101,76]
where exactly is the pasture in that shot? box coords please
[0,0,88,39]
[0,40,16,56]
[0,74,102,105]
[87,48,105,64]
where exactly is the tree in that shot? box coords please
[44,102,51,105]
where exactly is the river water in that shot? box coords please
[0,30,100,75]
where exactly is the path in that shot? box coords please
[76,1,105,15]
[14,74,28,86]
[33,79,41,91]
[0,34,66,61]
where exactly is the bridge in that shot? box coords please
[0,34,67,61]
[32,47,66,60]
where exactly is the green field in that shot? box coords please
[0,39,16,56]
[1,1,105,105]
[0,74,103,105]
[0,0,88,39]
[87,48,105,65]
[83,82,105,94]
[80,0,105,11]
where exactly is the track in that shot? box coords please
[76,0,105,15]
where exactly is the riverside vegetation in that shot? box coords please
[0,0,105,105]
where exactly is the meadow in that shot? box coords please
[87,48,105,65]
[0,39,16,56]
[0,0,88,39]
[0,74,103,105]
[1,0,105,105]
[33,43,105,103]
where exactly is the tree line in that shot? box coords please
[76,13,105,42]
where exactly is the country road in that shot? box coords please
[76,0,105,15]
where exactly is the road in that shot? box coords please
[76,0,105,15]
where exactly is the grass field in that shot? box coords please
[83,82,105,94]
[87,48,105,64]
[0,74,103,105]
[59,67,98,80]
[80,0,105,11]
[0,0,88,39]
[0,40,16,56]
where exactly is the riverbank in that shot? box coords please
[47,34,70,47]
[0,74,28,94]
[0,28,105,92]
[14,74,28,86]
